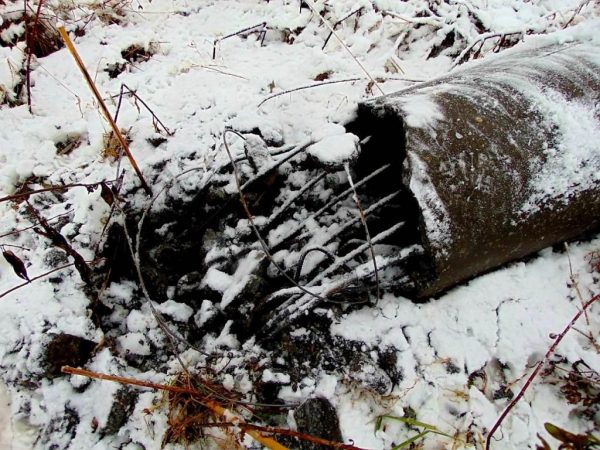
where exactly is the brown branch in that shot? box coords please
[485,293,600,450]
[200,422,368,450]
[57,27,152,196]
[0,262,74,299]
[61,366,289,450]
[62,366,363,450]
[25,0,45,113]
[0,180,116,204]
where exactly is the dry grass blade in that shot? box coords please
[57,26,152,196]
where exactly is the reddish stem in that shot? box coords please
[485,293,600,449]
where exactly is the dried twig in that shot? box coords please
[485,293,600,450]
[58,26,152,195]
[303,0,384,95]
[0,180,116,204]
[111,83,174,136]
[212,22,267,60]
[451,31,524,69]
[0,262,75,299]
[61,366,289,450]
[235,423,368,450]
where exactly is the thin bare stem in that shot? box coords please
[25,0,45,113]
[382,10,445,28]
[258,78,361,108]
[0,244,30,251]
[110,83,174,136]
[564,243,590,325]
[58,27,152,195]
[563,0,592,29]
[294,247,336,281]
[258,76,423,108]
[213,22,267,59]
[0,210,73,239]
[0,262,75,299]
[485,293,600,450]
[0,180,116,204]
[322,7,364,50]
[304,0,384,95]
[451,31,524,69]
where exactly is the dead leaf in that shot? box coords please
[2,250,30,281]
[314,71,332,81]
[100,182,114,206]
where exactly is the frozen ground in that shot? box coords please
[0,1,599,449]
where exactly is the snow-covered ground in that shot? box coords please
[0,1,598,449]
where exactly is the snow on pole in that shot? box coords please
[357,40,600,298]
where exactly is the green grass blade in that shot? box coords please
[390,430,430,450]
[379,415,439,431]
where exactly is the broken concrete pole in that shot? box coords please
[357,40,600,297]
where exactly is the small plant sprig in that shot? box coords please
[375,415,469,449]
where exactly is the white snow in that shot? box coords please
[307,132,360,166]
[521,87,600,213]
[155,300,193,322]
[396,93,445,130]
[0,0,598,449]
